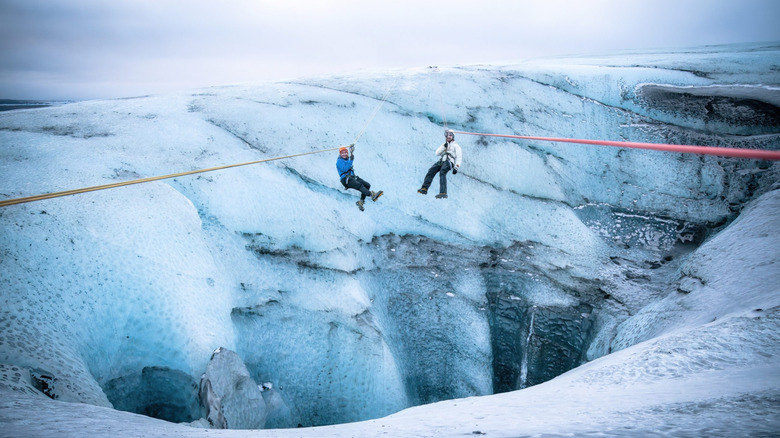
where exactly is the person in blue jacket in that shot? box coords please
[337,145,382,211]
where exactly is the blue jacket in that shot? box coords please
[337,156,355,182]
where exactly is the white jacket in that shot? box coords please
[435,141,462,169]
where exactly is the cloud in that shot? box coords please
[1,0,778,100]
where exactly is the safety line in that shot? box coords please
[452,131,780,161]
[0,147,344,208]
[429,67,448,131]
[350,75,400,146]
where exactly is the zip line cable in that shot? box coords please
[3,78,776,208]
[0,148,342,208]
[452,130,780,161]
[429,69,778,161]
[0,79,399,208]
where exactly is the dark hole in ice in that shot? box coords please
[103,366,202,424]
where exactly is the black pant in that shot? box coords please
[342,175,371,200]
[422,160,451,194]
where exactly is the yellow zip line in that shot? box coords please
[0,147,343,208]
[0,77,399,208]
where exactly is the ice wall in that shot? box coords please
[0,42,778,429]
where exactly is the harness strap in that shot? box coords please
[440,143,455,165]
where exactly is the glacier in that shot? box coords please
[0,41,779,437]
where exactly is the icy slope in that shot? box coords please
[1,187,778,437]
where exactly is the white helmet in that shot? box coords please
[444,129,454,140]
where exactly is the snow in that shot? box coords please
[1,41,779,436]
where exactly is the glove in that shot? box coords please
[349,144,355,154]
[453,166,459,175]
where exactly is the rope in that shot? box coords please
[0,147,343,208]
[452,130,780,161]
[429,67,448,131]
[349,75,400,146]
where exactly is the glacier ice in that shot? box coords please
[0,42,778,435]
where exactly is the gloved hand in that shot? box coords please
[349,144,355,154]
[453,166,459,175]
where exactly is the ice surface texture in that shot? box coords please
[0,42,778,434]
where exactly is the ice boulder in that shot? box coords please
[198,347,267,429]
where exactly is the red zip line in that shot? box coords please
[451,130,780,161]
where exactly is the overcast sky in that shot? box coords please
[1,0,779,101]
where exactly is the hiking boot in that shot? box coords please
[371,190,383,202]
[417,188,427,195]
[356,199,365,211]
[435,193,448,199]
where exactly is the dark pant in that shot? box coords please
[342,175,371,200]
[422,160,451,194]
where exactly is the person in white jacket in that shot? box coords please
[418,129,462,198]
